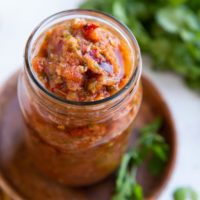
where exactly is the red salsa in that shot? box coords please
[18,13,142,186]
[32,18,132,101]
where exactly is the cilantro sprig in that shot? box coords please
[112,118,169,200]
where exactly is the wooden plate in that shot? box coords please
[0,71,176,200]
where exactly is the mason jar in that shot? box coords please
[17,9,142,186]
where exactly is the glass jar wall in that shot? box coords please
[18,10,142,186]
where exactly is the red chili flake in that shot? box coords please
[55,83,63,89]
[51,87,55,93]
[83,23,98,32]
[83,23,99,38]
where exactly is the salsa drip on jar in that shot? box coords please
[32,18,132,102]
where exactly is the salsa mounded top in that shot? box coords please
[32,18,133,102]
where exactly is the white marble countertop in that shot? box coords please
[0,0,200,199]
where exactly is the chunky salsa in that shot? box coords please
[18,13,142,187]
[32,18,132,101]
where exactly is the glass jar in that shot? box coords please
[17,10,142,186]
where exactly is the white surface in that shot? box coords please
[0,0,200,199]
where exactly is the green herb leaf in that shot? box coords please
[156,6,199,34]
[173,187,199,200]
[111,118,169,200]
[132,184,143,200]
[112,0,128,24]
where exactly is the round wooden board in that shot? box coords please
[0,71,176,200]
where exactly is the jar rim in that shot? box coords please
[24,9,142,106]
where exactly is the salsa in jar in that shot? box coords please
[32,18,132,102]
[18,10,142,186]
